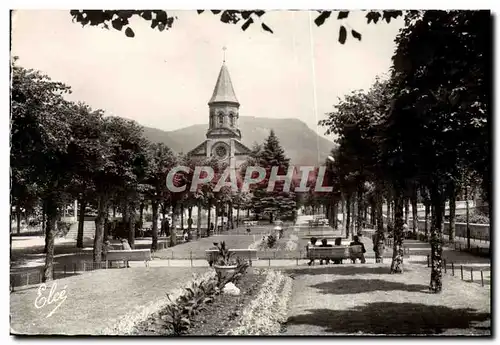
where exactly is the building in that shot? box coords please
[188,61,251,168]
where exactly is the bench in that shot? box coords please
[243,221,258,227]
[306,245,363,263]
[105,249,152,267]
[205,249,258,266]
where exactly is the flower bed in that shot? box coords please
[103,270,216,335]
[186,271,266,335]
[227,270,293,335]
[131,261,251,336]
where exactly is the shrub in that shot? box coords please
[156,295,191,336]
[267,234,276,248]
[455,213,490,224]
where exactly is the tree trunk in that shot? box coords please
[76,199,87,248]
[341,195,346,236]
[207,202,212,237]
[350,199,355,236]
[356,188,363,235]
[370,202,376,228]
[411,189,418,236]
[128,204,136,249]
[236,205,240,228]
[229,203,234,229]
[333,200,338,230]
[466,185,471,249]
[162,202,167,219]
[187,206,193,240]
[151,200,159,251]
[180,203,184,232]
[214,203,219,234]
[448,184,456,244]
[404,197,410,224]
[424,202,430,239]
[42,200,46,235]
[375,184,385,263]
[44,198,49,254]
[16,203,21,235]
[170,204,177,247]
[42,194,58,282]
[429,185,445,293]
[386,198,391,224]
[390,189,404,274]
[345,195,351,239]
[113,205,116,219]
[139,201,145,225]
[196,202,202,238]
[93,194,107,263]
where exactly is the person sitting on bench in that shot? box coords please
[350,235,366,263]
[319,238,333,265]
[307,237,318,266]
[332,237,343,264]
[102,240,114,267]
[120,239,132,267]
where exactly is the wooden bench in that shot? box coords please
[243,221,258,227]
[105,249,152,267]
[205,249,258,266]
[306,245,363,263]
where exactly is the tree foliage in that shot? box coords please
[69,10,404,43]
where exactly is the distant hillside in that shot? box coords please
[140,116,336,165]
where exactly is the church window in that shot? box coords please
[229,113,235,126]
[218,113,224,126]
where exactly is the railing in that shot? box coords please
[425,255,490,287]
[10,260,107,292]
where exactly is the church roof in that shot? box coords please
[208,63,239,105]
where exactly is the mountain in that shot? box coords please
[140,116,336,166]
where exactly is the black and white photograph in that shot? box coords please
[9,7,492,336]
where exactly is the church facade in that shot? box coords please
[188,62,251,168]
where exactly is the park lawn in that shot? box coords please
[153,234,259,259]
[283,263,491,335]
[10,267,210,335]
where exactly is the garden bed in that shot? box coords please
[132,268,293,336]
[186,271,265,335]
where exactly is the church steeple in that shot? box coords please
[208,62,239,105]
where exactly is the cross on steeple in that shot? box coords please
[223,46,227,63]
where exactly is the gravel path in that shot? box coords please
[282,264,490,335]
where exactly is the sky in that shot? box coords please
[11,10,403,140]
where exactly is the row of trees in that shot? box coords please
[11,58,303,281]
[317,11,490,293]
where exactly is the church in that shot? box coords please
[188,61,251,168]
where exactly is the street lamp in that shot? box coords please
[327,156,335,162]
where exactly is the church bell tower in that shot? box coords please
[188,51,251,169]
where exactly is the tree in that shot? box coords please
[144,142,176,250]
[250,130,296,223]
[11,59,75,281]
[65,102,105,248]
[69,10,405,44]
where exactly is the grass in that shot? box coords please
[10,267,210,335]
[282,263,491,335]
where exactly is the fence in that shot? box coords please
[10,260,108,292]
[426,255,490,287]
